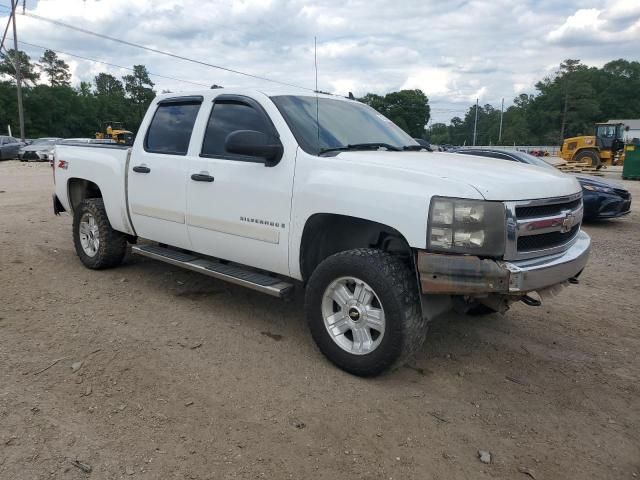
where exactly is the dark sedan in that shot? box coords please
[454,148,631,221]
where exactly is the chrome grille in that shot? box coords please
[517,225,580,252]
[504,192,583,261]
[515,198,582,219]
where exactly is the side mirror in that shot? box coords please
[225,130,283,166]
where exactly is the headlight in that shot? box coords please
[583,184,614,194]
[427,197,505,257]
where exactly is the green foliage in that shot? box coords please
[0,62,156,138]
[40,49,71,87]
[0,49,40,85]
[94,73,124,96]
[435,58,640,146]
[123,65,155,125]
[1,57,638,145]
[358,89,430,138]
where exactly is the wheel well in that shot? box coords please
[68,178,103,213]
[299,213,412,282]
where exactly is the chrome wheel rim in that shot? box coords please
[321,276,385,355]
[79,212,100,257]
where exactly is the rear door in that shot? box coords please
[127,97,202,249]
[185,94,296,275]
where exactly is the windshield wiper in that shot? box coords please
[319,142,402,155]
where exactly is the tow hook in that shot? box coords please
[568,277,579,285]
[521,294,542,307]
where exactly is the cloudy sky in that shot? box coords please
[1,0,639,123]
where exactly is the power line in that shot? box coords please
[10,38,211,87]
[21,10,315,92]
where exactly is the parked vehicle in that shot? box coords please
[0,135,21,160]
[19,138,62,162]
[52,89,591,376]
[560,122,626,168]
[455,148,632,220]
[95,121,134,145]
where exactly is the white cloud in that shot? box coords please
[401,68,454,96]
[546,1,640,45]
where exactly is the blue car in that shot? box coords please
[454,148,631,221]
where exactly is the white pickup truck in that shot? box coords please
[53,88,590,376]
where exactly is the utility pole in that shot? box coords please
[472,98,479,146]
[498,97,504,144]
[11,0,25,141]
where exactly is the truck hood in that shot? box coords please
[336,151,581,201]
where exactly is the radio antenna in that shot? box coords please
[314,36,320,150]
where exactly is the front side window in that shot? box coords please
[201,101,272,159]
[145,101,201,155]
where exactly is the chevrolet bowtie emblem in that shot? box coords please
[560,212,574,233]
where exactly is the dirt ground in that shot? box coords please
[0,160,638,480]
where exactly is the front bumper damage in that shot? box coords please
[417,230,591,296]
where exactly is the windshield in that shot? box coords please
[270,95,417,155]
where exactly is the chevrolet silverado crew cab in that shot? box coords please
[52,88,590,376]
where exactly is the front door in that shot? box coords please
[186,94,295,276]
[127,97,202,250]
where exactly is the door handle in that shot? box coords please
[132,165,150,173]
[191,173,215,182]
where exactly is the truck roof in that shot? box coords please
[153,87,353,104]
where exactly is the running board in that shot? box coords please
[131,244,294,298]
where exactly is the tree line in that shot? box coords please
[1,49,638,146]
[0,49,155,138]
[427,59,640,146]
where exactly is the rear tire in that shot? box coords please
[73,198,127,269]
[575,149,601,169]
[304,248,427,377]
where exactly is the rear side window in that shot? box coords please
[201,102,272,159]
[145,101,201,155]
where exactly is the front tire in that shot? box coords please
[304,248,427,376]
[73,198,127,269]
[575,149,601,169]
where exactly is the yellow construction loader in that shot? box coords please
[96,121,134,145]
[559,122,626,168]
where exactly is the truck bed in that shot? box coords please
[53,144,135,235]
